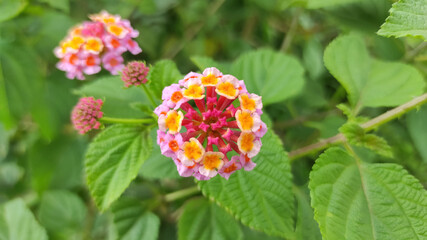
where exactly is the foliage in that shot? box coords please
[1,0,427,239]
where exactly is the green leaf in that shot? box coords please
[148,60,183,100]
[407,105,427,163]
[309,148,427,240]
[29,136,87,193]
[38,190,86,236]
[0,42,44,129]
[39,0,69,12]
[378,0,427,40]
[340,123,393,157]
[75,76,148,118]
[0,0,27,23]
[231,49,305,106]
[294,185,322,240]
[324,34,425,109]
[112,199,160,240]
[198,129,294,237]
[178,198,242,240]
[190,56,230,73]
[306,0,361,9]
[139,129,180,179]
[0,199,48,240]
[0,124,8,161]
[85,124,152,211]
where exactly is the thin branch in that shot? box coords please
[280,8,301,53]
[288,93,427,162]
[164,186,200,202]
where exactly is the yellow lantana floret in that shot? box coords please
[179,138,205,166]
[215,75,239,99]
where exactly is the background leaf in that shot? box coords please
[148,60,183,100]
[378,0,427,40]
[85,124,152,211]
[38,190,87,238]
[231,49,305,106]
[112,198,160,240]
[309,148,427,240]
[0,0,27,23]
[324,34,425,109]
[198,129,294,237]
[407,105,427,163]
[178,198,242,240]
[0,199,48,240]
[75,76,148,118]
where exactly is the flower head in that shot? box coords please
[121,61,149,87]
[156,67,267,180]
[55,10,142,80]
[71,97,104,134]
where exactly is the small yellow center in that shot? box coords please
[165,111,182,133]
[69,36,85,50]
[239,133,255,152]
[183,140,204,161]
[201,74,218,86]
[103,17,116,24]
[108,25,125,37]
[217,82,237,98]
[184,85,204,99]
[203,154,222,170]
[237,111,254,131]
[85,38,103,52]
[240,94,256,111]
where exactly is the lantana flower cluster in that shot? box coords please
[155,67,267,180]
[55,11,142,80]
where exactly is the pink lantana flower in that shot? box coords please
[155,67,267,180]
[54,10,142,79]
[71,97,104,134]
[121,61,149,87]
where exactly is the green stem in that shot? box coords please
[100,117,154,124]
[288,93,427,162]
[164,186,200,202]
[141,84,157,107]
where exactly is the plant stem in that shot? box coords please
[280,8,301,53]
[164,186,200,202]
[288,93,427,162]
[141,84,157,107]
[100,117,154,124]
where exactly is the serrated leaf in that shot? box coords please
[309,147,427,240]
[340,123,393,157]
[378,0,427,40]
[324,34,425,109]
[0,0,27,22]
[0,199,48,240]
[85,124,152,211]
[75,76,148,118]
[407,105,427,163]
[148,60,183,100]
[139,129,180,179]
[112,199,160,240]
[231,49,305,106]
[38,190,86,236]
[198,129,294,237]
[178,198,242,240]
